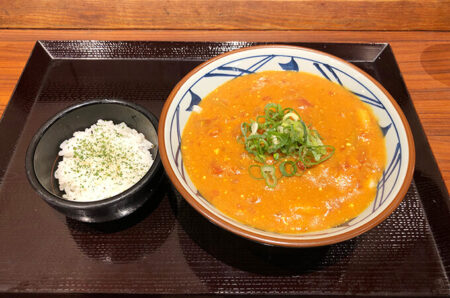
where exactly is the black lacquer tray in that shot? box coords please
[0,41,449,297]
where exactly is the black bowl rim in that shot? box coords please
[25,99,161,210]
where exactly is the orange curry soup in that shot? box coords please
[182,71,386,233]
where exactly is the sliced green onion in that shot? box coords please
[248,165,264,180]
[282,112,299,121]
[261,165,277,188]
[250,121,258,135]
[280,161,297,177]
[240,122,249,140]
[240,103,335,187]
[299,145,335,168]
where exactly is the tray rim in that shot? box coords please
[0,40,448,295]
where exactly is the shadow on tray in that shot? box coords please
[168,185,357,277]
[66,174,175,263]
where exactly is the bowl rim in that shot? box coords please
[25,98,161,209]
[158,44,416,247]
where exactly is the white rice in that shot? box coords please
[54,119,154,201]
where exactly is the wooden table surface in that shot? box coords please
[0,29,449,191]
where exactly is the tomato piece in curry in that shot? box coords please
[181,71,386,234]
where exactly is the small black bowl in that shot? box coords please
[25,99,162,223]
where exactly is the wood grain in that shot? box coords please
[0,0,449,31]
[0,30,449,192]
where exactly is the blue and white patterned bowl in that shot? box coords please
[159,45,415,247]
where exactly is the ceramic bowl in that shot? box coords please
[26,99,162,223]
[158,45,415,247]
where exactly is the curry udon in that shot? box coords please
[182,71,386,233]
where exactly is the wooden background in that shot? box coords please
[0,0,449,190]
[1,0,449,30]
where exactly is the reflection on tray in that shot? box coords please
[66,177,174,263]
